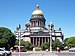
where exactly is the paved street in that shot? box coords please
[12,51,75,56]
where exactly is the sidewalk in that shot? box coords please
[12,50,69,54]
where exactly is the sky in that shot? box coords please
[0,0,75,39]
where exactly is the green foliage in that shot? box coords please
[34,47,42,51]
[64,38,68,46]
[41,42,49,50]
[15,40,33,51]
[64,37,75,47]
[24,41,33,50]
[0,27,16,50]
[41,39,64,50]
[52,39,64,50]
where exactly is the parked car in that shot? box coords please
[0,48,11,56]
[0,52,5,56]
[69,47,75,52]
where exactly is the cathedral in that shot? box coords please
[15,5,64,46]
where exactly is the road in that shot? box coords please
[12,51,75,56]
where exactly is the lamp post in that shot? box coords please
[15,30,23,56]
[18,30,21,56]
[48,22,53,52]
[15,24,24,56]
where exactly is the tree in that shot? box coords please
[15,40,33,51]
[64,37,75,48]
[41,42,49,50]
[41,40,64,50]
[53,39,64,50]
[0,27,16,50]
[64,38,68,46]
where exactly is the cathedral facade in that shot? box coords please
[15,5,64,46]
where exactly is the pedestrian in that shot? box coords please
[57,47,60,53]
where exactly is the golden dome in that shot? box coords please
[32,10,43,15]
[32,5,43,15]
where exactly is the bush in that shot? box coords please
[52,39,64,50]
[34,47,42,51]
[41,40,64,51]
[41,42,49,50]
[15,40,33,51]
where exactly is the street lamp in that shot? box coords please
[48,22,53,52]
[18,30,21,56]
[15,29,23,56]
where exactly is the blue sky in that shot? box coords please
[0,0,75,38]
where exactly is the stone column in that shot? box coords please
[36,37,37,46]
[48,37,49,42]
[45,37,46,43]
[39,21,40,26]
[42,37,43,44]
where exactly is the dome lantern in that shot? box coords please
[32,5,43,15]
[36,4,39,10]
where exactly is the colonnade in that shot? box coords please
[31,37,50,46]
[30,21,44,27]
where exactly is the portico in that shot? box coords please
[30,37,50,46]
